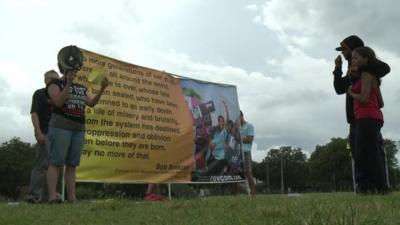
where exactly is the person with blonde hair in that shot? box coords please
[25,70,59,203]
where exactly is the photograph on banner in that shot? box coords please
[179,78,244,182]
[74,48,194,183]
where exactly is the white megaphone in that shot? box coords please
[57,45,83,74]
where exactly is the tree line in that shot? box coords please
[1,137,399,199]
[253,138,400,193]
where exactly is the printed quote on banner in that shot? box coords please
[75,49,194,183]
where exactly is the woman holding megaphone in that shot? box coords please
[46,46,109,203]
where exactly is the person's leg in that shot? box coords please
[206,157,219,175]
[356,119,386,193]
[364,120,387,193]
[244,152,256,196]
[47,165,60,201]
[214,159,227,175]
[47,127,71,201]
[354,120,369,193]
[245,172,256,196]
[65,130,85,202]
[248,175,256,195]
[349,123,360,192]
[232,182,241,195]
[26,141,48,203]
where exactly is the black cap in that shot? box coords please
[335,35,364,51]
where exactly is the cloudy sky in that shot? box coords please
[1,0,399,162]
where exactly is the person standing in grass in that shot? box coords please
[239,110,256,196]
[333,35,390,192]
[347,47,389,194]
[46,46,109,203]
[25,70,59,203]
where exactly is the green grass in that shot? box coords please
[1,192,400,225]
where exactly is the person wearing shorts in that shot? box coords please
[46,46,109,202]
[239,111,256,196]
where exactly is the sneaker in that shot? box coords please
[144,193,166,201]
[25,197,40,204]
[48,193,63,204]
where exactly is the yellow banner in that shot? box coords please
[76,49,194,183]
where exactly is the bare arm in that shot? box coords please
[209,142,216,150]
[47,81,71,107]
[31,112,46,145]
[242,136,254,144]
[241,123,254,144]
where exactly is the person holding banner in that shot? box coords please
[25,70,59,203]
[239,111,256,196]
[46,46,109,203]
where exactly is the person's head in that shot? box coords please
[226,120,234,132]
[44,70,59,85]
[62,69,79,82]
[217,115,225,129]
[335,35,364,60]
[352,46,377,69]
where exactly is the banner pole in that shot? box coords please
[61,166,65,202]
[168,183,172,200]
[245,180,251,196]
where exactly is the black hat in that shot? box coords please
[57,45,83,72]
[335,35,364,51]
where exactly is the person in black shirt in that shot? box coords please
[25,70,59,203]
[333,35,390,193]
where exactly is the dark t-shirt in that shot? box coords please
[46,79,87,124]
[30,88,53,134]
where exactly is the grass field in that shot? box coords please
[1,192,400,225]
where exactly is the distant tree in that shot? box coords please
[308,138,353,192]
[254,146,308,193]
[383,139,400,189]
[0,137,35,199]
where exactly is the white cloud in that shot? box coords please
[0,0,399,164]
[256,0,400,160]
[0,107,32,143]
[245,4,259,11]
[258,0,400,53]
[151,45,346,158]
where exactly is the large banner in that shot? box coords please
[75,48,244,183]
[76,49,194,183]
[180,79,245,182]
